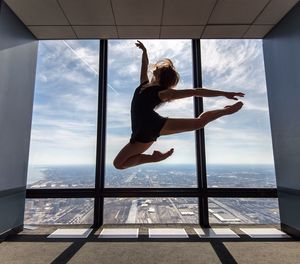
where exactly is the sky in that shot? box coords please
[27,39,275,168]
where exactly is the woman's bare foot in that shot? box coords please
[224,101,243,115]
[152,148,174,162]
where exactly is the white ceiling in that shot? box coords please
[4,0,300,39]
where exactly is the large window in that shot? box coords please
[25,40,279,226]
[103,40,197,224]
[105,40,197,188]
[27,40,99,189]
[25,40,99,225]
[201,40,276,188]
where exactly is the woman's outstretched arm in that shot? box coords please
[194,88,245,100]
[135,40,149,84]
[159,87,244,102]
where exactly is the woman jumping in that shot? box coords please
[113,40,244,170]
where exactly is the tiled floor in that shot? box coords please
[0,225,298,264]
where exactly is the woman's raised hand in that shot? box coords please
[135,40,146,52]
[225,92,245,100]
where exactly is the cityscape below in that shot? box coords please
[25,164,280,225]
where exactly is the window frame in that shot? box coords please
[26,39,278,227]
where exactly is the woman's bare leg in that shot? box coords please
[113,141,174,170]
[160,101,243,136]
[121,148,174,169]
[114,102,242,170]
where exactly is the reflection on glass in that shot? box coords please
[24,198,94,225]
[104,197,198,224]
[27,40,99,188]
[105,40,196,188]
[201,40,276,188]
[208,198,280,224]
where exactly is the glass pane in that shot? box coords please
[27,165,95,188]
[105,40,196,188]
[105,164,197,188]
[209,198,280,224]
[27,40,99,188]
[104,197,198,224]
[24,198,94,225]
[201,40,276,188]
[207,164,276,188]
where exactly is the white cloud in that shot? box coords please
[201,39,267,96]
[243,99,268,112]
[29,126,97,165]
[108,40,193,83]
[66,43,99,71]
[60,92,98,113]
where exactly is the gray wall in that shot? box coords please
[263,2,300,237]
[0,2,38,235]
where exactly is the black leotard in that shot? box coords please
[129,80,168,144]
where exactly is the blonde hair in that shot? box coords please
[151,58,180,89]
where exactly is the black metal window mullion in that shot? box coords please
[192,39,209,227]
[26,188,277,199]
[93,39,108,227]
